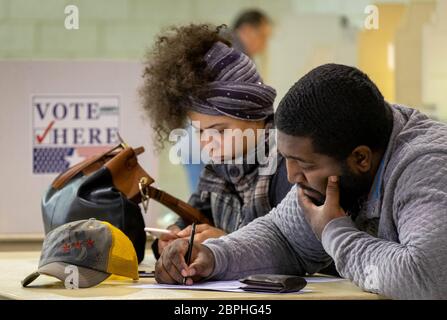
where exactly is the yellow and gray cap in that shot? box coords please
[22,218,139,288]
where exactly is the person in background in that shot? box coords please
[231,9,273,58]
[140,24,292,259]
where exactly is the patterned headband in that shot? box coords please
[189,41,276,121]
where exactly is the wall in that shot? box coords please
[358,3,407,102]
[422,0,447,121]
[395,1,436,110]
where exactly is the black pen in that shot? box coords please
[183,222,196,285]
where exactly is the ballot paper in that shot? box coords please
[305,276,345,283]
[130,280,251,293]
[128,277,343,294]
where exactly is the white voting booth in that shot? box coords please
[0,61,159,237]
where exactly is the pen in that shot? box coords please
[183,222,196,285]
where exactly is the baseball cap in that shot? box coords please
[22,218,139,288]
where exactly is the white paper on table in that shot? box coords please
[128,277,346,294]
[130,280,243,293]
[128,281,311,294]
[305,276,345,283]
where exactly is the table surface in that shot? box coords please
[0,251,384,300]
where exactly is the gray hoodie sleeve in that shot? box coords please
[203,184,333,280]
[322,153,447,299]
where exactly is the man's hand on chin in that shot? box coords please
[298,176,347,239]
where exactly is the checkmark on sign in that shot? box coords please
[36,120,55,144]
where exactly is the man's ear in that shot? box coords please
[346,146,373,173]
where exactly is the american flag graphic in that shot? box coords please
[33,146,113,174]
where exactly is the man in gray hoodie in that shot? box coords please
[155,64,447,300]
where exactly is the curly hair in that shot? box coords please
[140,23,231,150]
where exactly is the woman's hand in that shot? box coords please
[157,224,181,254]
[177,224,227,243]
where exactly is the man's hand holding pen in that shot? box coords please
[155,228,215,285]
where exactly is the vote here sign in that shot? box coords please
[32,95,120,174]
